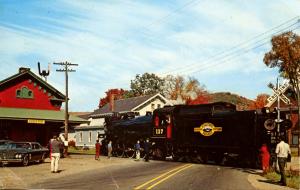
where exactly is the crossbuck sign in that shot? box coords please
[266,81,291,107]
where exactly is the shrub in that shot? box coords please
[68,140,76,147]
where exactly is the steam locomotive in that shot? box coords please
[103,102,292,167]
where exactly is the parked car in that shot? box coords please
[0,142,49,166]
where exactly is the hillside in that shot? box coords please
[209,92,254,111]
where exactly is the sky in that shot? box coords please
[0,0,300,111]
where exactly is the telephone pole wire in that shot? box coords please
[53,61,78,156]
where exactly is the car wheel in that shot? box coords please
[22,155,29,166]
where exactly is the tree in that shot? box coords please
[264,31,300,127]
[163,75,209,104]
[248,94,269,110]
[99,88,127,108]
[130,73,165,96]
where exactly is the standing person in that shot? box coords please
[95,140,101,160]
[275,136,291,186]
[107,141,112,159]
[260,143,270,174]
[144,139,151,162]
[50,135,61,173]
[135,140,141,161]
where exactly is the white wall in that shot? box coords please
[75,129,105,147]
[136,98,167,116]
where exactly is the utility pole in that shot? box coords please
[53,61,78,156]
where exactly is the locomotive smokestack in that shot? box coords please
[109,94,115,112]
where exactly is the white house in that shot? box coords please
[75,93,173,147]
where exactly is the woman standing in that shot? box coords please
[260,143,270,174]
[95,140,101,160]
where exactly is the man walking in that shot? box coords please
[107,141,112,159]
[135,140,141,161]
[144,139,151,162]
[51,135,61,173]
[275,136,291,186]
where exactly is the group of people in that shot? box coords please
[50,133,292,186]
[96,139,151,162]
[134,139,151,161]
[260,136,291,186]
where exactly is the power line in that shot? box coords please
[176,25,300,76]
[159,17,300,76]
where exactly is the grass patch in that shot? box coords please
[68,146,96,155]
[264,171,300,189]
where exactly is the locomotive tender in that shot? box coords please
[104,102,291,167]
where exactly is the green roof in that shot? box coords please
[0,107,87,123]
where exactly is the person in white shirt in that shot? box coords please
[275,136,291,186]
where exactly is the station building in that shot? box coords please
[0,67,87,146]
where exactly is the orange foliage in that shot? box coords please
[248,94,269,110]
[186,93,211,105]
[99,89,126,108]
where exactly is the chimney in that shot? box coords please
[19,67,30,73]
[109,94,115,112]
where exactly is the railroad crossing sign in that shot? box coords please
[266,81,291,107]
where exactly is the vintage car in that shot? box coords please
[0,142,49,166]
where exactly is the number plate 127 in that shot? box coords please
[153,127,165,137]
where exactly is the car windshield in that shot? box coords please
[12,143,31,149]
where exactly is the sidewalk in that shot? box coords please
[248,157,300,190]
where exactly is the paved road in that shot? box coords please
[31,160,256,190]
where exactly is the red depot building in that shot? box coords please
[0,67,87,145]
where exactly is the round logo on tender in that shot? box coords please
[194,122,222,136]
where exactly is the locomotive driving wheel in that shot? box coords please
[116,143,125,157]
[125,147,135,158]
[152,147,165,160]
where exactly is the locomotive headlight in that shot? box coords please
[15,154,22,158]
[264,119,276,131]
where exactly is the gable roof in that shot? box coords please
[0,67,65,100]
[91,93,170,117]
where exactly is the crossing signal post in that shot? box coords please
[53,61,78,157]
[267,78,291,140]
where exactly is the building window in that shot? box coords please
[151,103,155,110]
[89,132,92,142]
[157,104,161,108]
[80,132,83,142]
[16,86,34,99]
[292,134,299,145]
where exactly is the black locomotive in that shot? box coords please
[103,102,291,167]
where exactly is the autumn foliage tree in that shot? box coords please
[99,88,127,108]
[264,31,300,127]
[186,92,211,105]
[248,94,269,110]
[163,75,209,104]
